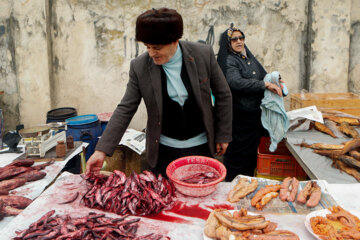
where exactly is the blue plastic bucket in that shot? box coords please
[65,114,102,160]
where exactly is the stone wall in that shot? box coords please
[350,0,360,94]
[0,0,359,132]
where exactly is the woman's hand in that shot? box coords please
[265,82,283,96]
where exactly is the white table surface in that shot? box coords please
[286,130,359,183]
[7,174,359,240]
[0,142,88,231]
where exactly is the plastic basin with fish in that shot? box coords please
[166,156,226,197]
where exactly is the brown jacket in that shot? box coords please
[95,41,232,168]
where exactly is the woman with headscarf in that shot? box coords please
[217,26,283,181]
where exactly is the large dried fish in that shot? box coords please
[313,149,343,158]
[333,160,360,182]
[349,150,360,160]
[337,122,359,139]
[299,142,344,150]
[313,121,337,138]
[323,115,360,126]
[342,139,360,154]
[336,155,360,171]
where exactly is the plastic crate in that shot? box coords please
[257,137,307,178]
[290,92,360,116]
[258,137,291,155]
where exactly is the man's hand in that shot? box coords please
[216,142,229,156]
[85,150,106,175]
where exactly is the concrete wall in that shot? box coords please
[350,0,360,94]
[0,1,51,130]
[0,0,359,132]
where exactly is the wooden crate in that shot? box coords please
[290,93,360,116]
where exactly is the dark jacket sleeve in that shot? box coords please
[225,54,266,93]
[95,59,142,156]
[208,46,233,143]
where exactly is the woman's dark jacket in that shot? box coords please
[225,51,267,111]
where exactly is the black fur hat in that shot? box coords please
[136,8,183,45]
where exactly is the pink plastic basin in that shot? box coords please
[166,156,226,197]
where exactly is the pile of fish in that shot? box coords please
[82,170,176,216]
[0,159,52,217]
[180,171,220,184]
[312,115,360,139]
[14,210,169,240]
[298,114,360,181]
[300,134,360,181]
[0,159,51,194]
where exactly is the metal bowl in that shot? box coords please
[19,126,51,138]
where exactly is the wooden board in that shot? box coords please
[290,92,360,116]
[15,141,82,162]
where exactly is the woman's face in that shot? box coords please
[230,31,245,53]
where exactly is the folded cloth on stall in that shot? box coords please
[261,71,289,152]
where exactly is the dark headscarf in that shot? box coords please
[217,26,266,77]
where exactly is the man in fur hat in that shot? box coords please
[86,8,232,177]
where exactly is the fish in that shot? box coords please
[349,150,360,160]
[333,160,360,182]
[0,167,29,181]
[0,195,32,209]
[313,149,343,158]
[313,121,337,138]
[299,142,344,150]
[342,139,360,154]
[214,211,269,231]
[58,192,79,204]
[16,170,46,182]
[337,122,359,139]
[228,178,258,203]
[323,115,360,126]
[251,184,281,207]
[0,178,27,191]
[336,155,360,171]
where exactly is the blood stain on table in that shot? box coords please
[143,212,191,224]
[206,204,234,210]
[169,202,211,220]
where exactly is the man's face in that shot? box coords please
[144,41,178,65]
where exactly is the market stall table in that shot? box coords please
[0,141,88,231]
[285,129,359,183]
[2,172,345,240]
